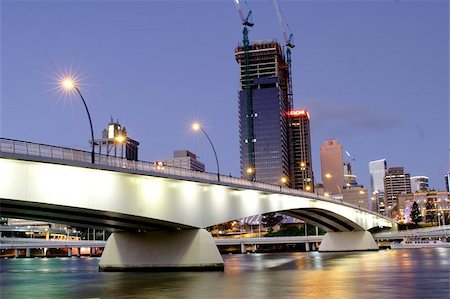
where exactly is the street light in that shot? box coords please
[192,122,220,181]
[61,78,95,164]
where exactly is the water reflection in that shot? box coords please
[1,249,449,299]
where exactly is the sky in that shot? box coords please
[1,0,449,191]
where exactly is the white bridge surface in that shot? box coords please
[0,153,394,232]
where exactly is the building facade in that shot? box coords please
[235,41,291,185]
[163,150,205,172]
[288,109,314,191]
[384,167,412,216]
[369,159,387,213]
[397,191,450,223]
[410,176,429,193]
[320,139,344,194]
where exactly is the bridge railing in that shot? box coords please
[0,138,384,218]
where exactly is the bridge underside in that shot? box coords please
[0,198,194,232]
[281,208,365,232]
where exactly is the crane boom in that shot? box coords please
[234,0,254,27]
[273,0,294,108]
[273,0,294,48]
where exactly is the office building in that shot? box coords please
[384,167,411,216]
[320,139,344,194]
[288,109,314,191]
[235,41,291,184]
[163,150,205,172]
[369,159,387,213]
[410,176,429,193]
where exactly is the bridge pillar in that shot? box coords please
[68,248,72,257]
[26,248,31,258]
[240,243,246,254]
[15,249,19,258]
[305,243,310,252]
[99,229,224,272]
[319,231,378,252]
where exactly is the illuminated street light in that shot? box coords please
[192,122,220,181]
[61,78,95,164]
[325,173,332,179]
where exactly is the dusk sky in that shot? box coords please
[1,0,448,191]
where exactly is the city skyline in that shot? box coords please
[1,0,448,190]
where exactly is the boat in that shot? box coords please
[390,237,450,249]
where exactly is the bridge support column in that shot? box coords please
[319,231,378,252]
[305,243,310,252]
[68,248,72,257]
[99,229,224,272]
[15,249,19,258]
[240,243,246,254]
[26,248,31,258]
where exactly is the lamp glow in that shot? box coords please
[62,78,76,90]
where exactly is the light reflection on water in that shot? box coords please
[1,249,449,299]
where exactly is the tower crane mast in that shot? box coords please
[234,0,256,181]
[273,0,295,108]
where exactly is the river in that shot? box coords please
[1,248,449,299]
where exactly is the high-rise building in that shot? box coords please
[163,150,205,172]
[235,41,291,185]
[369,159,387,213]
[384,167,411,216]
[320,139,344,194]
[410,176,429,193]
[288,109,314,191]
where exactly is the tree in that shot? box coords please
[410,201,422,225]
[261,213,284,233]
[425,199,436,224]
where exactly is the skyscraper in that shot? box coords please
[235,41,290,185]
[369,159,387,213]
[288,109,314,191]
[384,167,411,216]
[320,139,344,194]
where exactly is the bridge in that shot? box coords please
[0,138,395,271]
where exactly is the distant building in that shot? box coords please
[410,176,429,193]
[369,159,387,213]
[445,173,449,193]
[235,41,291,184]
[397,190,450,223]
[320,139,344,194]
[288,109,314,191]
[163,150,205,172]
[342,162,368,208]
[95,118,139,161]
[342,187,369,209]
[384,167,411,217]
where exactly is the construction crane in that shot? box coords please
[273,0,295,108]
[234,0,256,181]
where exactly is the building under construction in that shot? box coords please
[235,41,291,185]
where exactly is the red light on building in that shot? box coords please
[288,110,309,119]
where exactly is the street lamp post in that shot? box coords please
[192,123,220,181]
[62,79,95,164]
